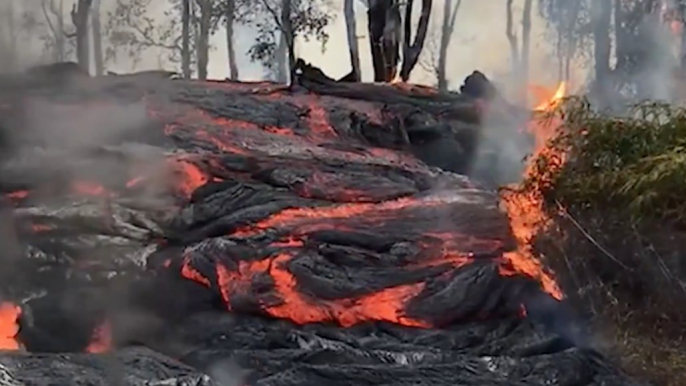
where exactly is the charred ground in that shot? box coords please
[0,65,640,385]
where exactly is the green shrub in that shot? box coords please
[522,98,686,385]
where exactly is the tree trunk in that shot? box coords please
[56,0,66,62]
[276,35,287,83]
[181,0,191,79]
[196,0,211,80]
[7,0,18,71]
[563,0,582,82]
[225,0,239,80]
[399,0,433,81]
[71,0,93,74]
[520,0,533,87]
[591,0,612,101]
[91,0,104,76]
[367,0,400,82]
[367,0,387,81]
[344,0,361,81]
[505,0,519,76]
[282,0,296,84]
[437,0,460,92]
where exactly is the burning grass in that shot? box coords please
[521,98,686,385]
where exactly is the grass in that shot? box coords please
[521,98,686,385]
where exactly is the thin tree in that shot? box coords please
[437,0,461,90]
[41,0,67,62]
[505,0,533,95]
[399,0,433,81]
[91,0,104,75]
[70,0,93,73]
[182,0,191,78]
[344,0,361,81]
[225,0,239,79]
[195,0,212,79]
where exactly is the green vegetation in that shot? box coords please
[522,99,686,386]
[528,98,686,225]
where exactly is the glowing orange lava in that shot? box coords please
[211,252,429,327]
[169,158,210,198]
[502,82,568,300]
[85,320,112,353]
[71,181,108,197]
[0,302,21,350]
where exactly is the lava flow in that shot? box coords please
[0,302,21,350]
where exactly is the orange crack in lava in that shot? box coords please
[501,82,567,300]
[71,181,108,197]
[230,196,442,238]
[85,320,112,353]
[0,302,21,350]
[214,253,428,328]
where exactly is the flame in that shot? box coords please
[502,82,568,300]
[85,320,112,353]
[0,302,21,350]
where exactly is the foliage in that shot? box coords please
[106,0,196,70]
[525,98,686,226]
[244,0,333,68]
[536,0,594,75]
[523,99,686,386]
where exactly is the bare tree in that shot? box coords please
[41,0,67,62]
[195,0,212,79]
[418,0,462,91]
[520,0,532,85]
[505,0,519,75]
[367,0,401,82]
[505,0,533,94]
[182,0,191,78]
[224,0,239,79]
[344,0,360,81]
[437,0,460,90]
[70,0,93,72]
[591,0,611,98]
[0,0,19,71]
[399,0,433,81]
[92,0,104,75]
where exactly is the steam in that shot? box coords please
[206,358,250,386]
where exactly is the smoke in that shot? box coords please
[206,358,250,386]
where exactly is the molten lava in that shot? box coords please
[85,320,112,353]
[0,302,21,350]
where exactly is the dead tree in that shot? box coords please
[91,0,104,76]
[41,0,67,62]
[399,0,432,81]
[367,0,401,82]
[195,0,212,80]
[344,0,361,81]
[182,0,191,79]
[0,0,18,71]
[505,0,533,94]
[225,0,239,80]
[69,0,93,73]
[437,0,461,91]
